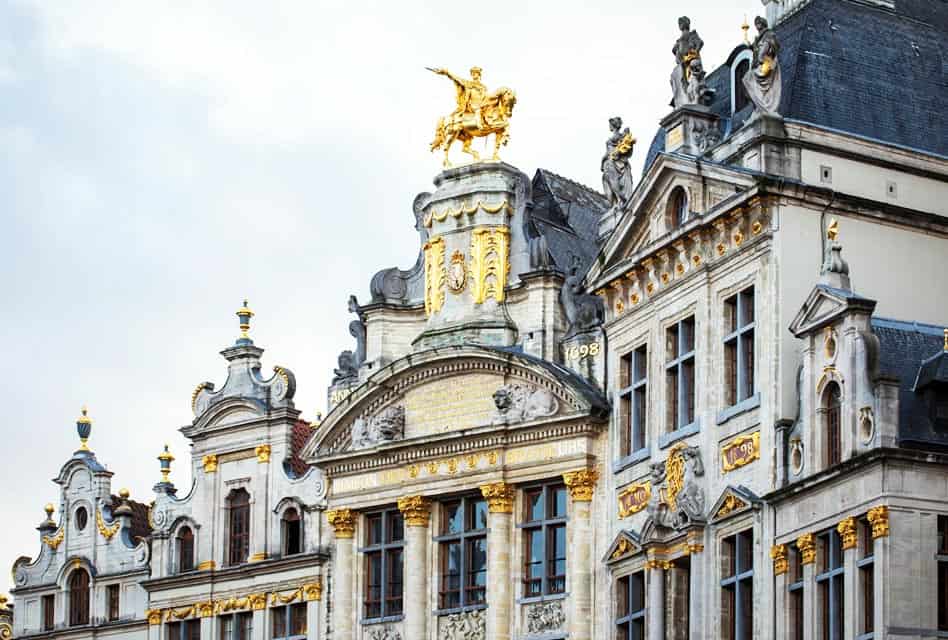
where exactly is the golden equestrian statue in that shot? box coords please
[427,66,517,167]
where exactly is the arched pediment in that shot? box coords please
[190,397,266,432]
[305,345,608,459]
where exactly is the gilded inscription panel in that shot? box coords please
[403,373,499,438]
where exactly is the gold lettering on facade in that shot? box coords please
[721,431,760,472]
[564,341,601,362]
[618,481,651,518]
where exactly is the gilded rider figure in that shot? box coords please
[670,16,706,108]
[601,117,635,214]
[742,16,782,116]
[433,66,488,128]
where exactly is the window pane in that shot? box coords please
[365,552,382,618]
[722,585,735,640]
[725,295,738,334]
[367,514,383,546]
[738,530,753,573]
[683,357,695,425]
[725,339,738,407]
[467,537,487,604]
[272,608,286,640]
[388,549,404,615]
[470,499,488,531]
[633,386,647,452]
[443,501,463,534]
[634,346,647,382]
[524,528,543,596]
[526,489,543,522]
[939,561,948,630]
[740,288,755,326]
[238,613,252,640]
[740,578,753,640]
[388,512,404,542]
[550,524,567,593]
[742,330,755,400]
[551,486,567,519]
[289,603,306,636]
[220,616,233,640]
[620,352,632,388]
[616,575,629,619]
[681,317,695,353]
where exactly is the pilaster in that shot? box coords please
[250,445,271,562]
[798,533,817,640]
[687,534,705,639]
[838,517,857,640]
[771,544,789,640]
[868,506,889,636]
[645,558,667,640]
[398,495,431,640]
[481,482,515,640]
[563,468,597,640]
[327,508,356,639]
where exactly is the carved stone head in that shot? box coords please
[609,116,622,131]
[493,387,513,413]
[678,16,691,32]
[755,15,768,32]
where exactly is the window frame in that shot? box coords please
[615,570,646,640]
[218,611,253,640]
[42,593,55,632]
[227,489,251,567]
[68,568,90,627]
[281,507,303,557]
[665,316,697,433]
[720,529,754,640]
[107,583,120,622]
[359,508,405,622]
[788,545,804,640]
[618,344,649,458]
[271,602,307,640]
[519,483,568,598]
[434,495,489,612]
[823,383,843,468]
[723,287,755,407]
[857,518,874,639]
[816,529,845,640]
[177,525,195,573]
[167,619,201,640]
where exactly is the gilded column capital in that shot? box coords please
[303,581,323,601]
[796,533,816,565]
[837,516,857,550]
[480,482,515,513]
[327,509,356,539]
[562,467,599,502]
[202,454,218,473]
[255,444,271,463]
[397,495,432,527]
[867,505,889,539]
[770,544,788,575]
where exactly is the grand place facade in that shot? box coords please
[7,1,948,639]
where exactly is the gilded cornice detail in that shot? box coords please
[424,199,511,228]
[480,482,515,513]
[867,505,889,539]
[145,582,324,625]
[397,495,432,527]
[562,467,599,502]
[327,509,356,539]
[96,508,120,541]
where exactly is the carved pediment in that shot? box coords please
[708,485,759,524]
[789,285,877,338]
[603,529,642,564]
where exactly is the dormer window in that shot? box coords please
[68,569,90,627]
[282,508,302,556]
[669,186,689,230]
[177,526,194,572]
[228,489,251,565]
[823,383,842,467]
[730,48,753,114]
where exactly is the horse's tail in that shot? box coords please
[430,117,445,151]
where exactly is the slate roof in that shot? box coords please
[871,317,948,449]
[644,0,948,175]
[529,169,608,274]
[108,495,152,541]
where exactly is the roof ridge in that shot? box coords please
[537,167,608,203]
[872,316,946,335]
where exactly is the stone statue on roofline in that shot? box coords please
[670,16,714,108]
[742,16,782,116]
[601,117,636,214]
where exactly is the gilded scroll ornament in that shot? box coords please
[248,593,267,610]
[255,444,271,463]
[469,226,510,304]
[423,236,446,316]
[42,528,64,550]
[562,468,599,502]
[611,537,635,561]
[617,481,651,518]
[867,505,889,539]
[770,544,788,575]
[96,508,120,541]
[327,509,356,539]
[480,482,515,513]
[721,432,761,472]
[714,494,749,520]
[796,533,816,565]
[397,495,431,527]
[303,581,322,601]
[202,454,218,473]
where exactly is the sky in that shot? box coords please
[0,0,760,595]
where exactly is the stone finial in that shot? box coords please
[44,503,54,518]
[820,218,851,289]
[867,505,890,539]
[796,532,816,564]
[327,509,356,539]
[236,299,254,345]
[480,482,515,513]
[157,444,174,484]
[76,406,92,452]
[397,495,432,527]
[837,516,857,550]
[741,15,751,44]
[563,468,599,502]
[770,544,788,575]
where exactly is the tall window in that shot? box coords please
[272,603,307,640]
[42,594,55,631]
[817,529,844,640]
[858,518,874,637]
[619,345,648,457]
[363,508,404,619]
[824,383,842,467]
[669,187,689,229]
[523,484,568,597]
[107,584,120,621]
[616,571,646,640]
[227,489,251,566]
[177,526,195,572]
[666,316,696,431]
[282,508,302,556]
[734,59,751,112]
[68,568,90,627]
[938,516,948,632]
[721,529,754,640]
[220,612,252,640]
[168,620,201,640]
[437,496,488,609]
[724,287,755,406]
[788,546,804,640]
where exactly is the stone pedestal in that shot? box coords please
[327,509,356,640]
[560,327,606,391]
[660,106,722,157]
[413,162,530,350]
[481,482,515,640]
[398,496,431,640]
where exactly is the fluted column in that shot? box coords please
[327,509,356,639]
[646,558,667,640]
[563,468,598,640]
[398,496,431,640]
[481,482,515,640]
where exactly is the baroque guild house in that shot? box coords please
[7,1,948,639]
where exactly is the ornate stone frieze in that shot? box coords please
[525,600,566,634]
[480,482,515,513]
[563,467,599,501]
[438,608,486,640]
[397,495,431,527]
[647,444,706,530]
[327,509,356,539]
[867,505,889,539]
[491,384,558,424]
[352,405,406,450]
[367,625,402,640]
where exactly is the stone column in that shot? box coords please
[837,517,857,640]
[867,506,889,637]
[250,444,272,562]
[687,535,705,640]
[327,509,356,640]
[146,611,162,640]
[398,496,431,640]
[481,482,516,640]
[251,606,266,640]
[771,544,789,640]
[563,468,598,640]
[797,533,817,640]
[646,559,666,640]
[303,580,323,640]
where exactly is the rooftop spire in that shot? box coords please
[236,299,254,345]
[76,406,92,452]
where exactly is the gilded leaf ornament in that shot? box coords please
[42,529,64,550]
[423,237,446,315]
[469,226,510,305]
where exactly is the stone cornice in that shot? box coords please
[138,552,328,592]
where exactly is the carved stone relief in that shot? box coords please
[438,608,486,640]
[646,444,706,530]
[525,600,566,634]
[491,384,558,425]
[351,405,406,450]
[366,625,402,640]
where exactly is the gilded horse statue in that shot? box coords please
[428,66,517,167]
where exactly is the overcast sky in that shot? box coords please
[0,0,760,595]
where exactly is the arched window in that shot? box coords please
[282,508,302,556]
[68,569,90,627]
[824,382,842,467]
[669,187,689,230]
[228,489,251,566]
[733,59,751,112]
[177,526,195,572]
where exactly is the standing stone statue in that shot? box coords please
[742,16,782,115]
[601,117,636,214]
[670,16,709,108]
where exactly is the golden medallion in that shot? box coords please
[447,250,467,293]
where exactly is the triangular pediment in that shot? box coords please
[603,529,642,564]
[708,485,759,524]
[789,285,877,338]
[304,346,609,459]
